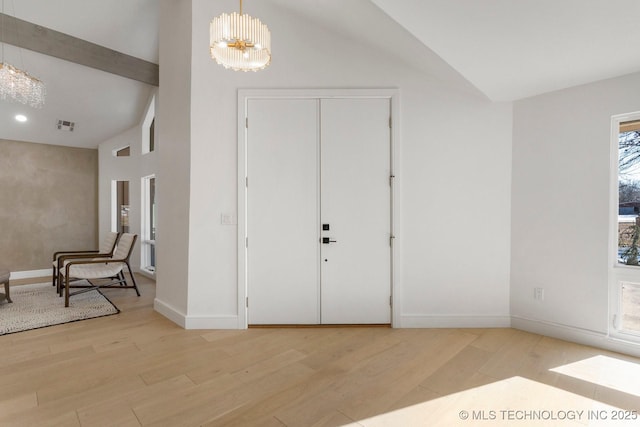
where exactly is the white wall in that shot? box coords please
[511,71,640,350]
[154,0,193,325]
[156,0,512,328]
[98,91,158,276]
[400,88,512,327]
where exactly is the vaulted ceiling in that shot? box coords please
[371,0,640,102]
[1,0,640,148]
[0,0,158,149]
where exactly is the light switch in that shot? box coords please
[221,214,237,225]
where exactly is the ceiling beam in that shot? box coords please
[0,13,158,86]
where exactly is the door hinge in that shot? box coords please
[246,297,249,308]
[246,176,248,187]
[245,237,248,248]
[245,117,249,128]
[390,295,392,306]
[389,116,392,128]
[389,174,395,186]
[390,235,395,247]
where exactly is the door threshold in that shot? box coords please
[248,324,391,329]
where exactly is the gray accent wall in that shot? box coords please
[0,139,98,271]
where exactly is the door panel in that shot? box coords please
[247,99,320,324]
[320,98,391,324]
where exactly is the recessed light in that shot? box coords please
[15,114,27,122]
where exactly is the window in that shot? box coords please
[620,282,640,334]
[149,118,155,152]
[114,146,130,157]
[617,119,640,265]
[611,112,640,339]
[112,180,130,233]
[142,96,156,154]
[141,175,156,273]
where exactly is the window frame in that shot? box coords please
[140,174,156,275]
[142,96,156,155]
[113,146,131,157]
[609,111,640,341]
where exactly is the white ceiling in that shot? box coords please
[2,0,640,148]
[371,0,640,101]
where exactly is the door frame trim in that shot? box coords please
[237,88,401,329]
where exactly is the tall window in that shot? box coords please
[149,118,155,152]
[141,175,156,273]
[113,180,130,233]
[612,113,640,338]
[142,96,156,154]
[617,119,640,266]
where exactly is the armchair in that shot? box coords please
[60,233,140,307]
[52,232,120,293]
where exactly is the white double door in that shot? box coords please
[247,97,391,325]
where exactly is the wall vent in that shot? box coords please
[56,120,75,132]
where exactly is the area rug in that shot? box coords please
[0,281,119,335]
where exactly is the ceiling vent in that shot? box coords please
[56,120,75,132]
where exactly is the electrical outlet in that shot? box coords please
[534,287,544,301]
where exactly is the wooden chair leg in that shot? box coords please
[64,276,70,307]
[3,280,11,303]
[58,270,64,297]
[126,263,141,296]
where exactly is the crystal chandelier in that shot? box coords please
[0,1,45,108]
[210,0,271,72]
[0,62,45,108]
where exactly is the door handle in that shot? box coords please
[322,237,337,244]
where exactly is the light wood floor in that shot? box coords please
[1,276,640,426]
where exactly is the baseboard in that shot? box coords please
[9,269,50,280]
[137,270,156,281]
[511,316,640,358]
[399,314,511,328]
[153,298,241,329]
[184,314,240,329]
[153,298,186,328]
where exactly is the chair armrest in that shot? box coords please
[66,258,128,267]
[53,250,98,261]
[56,252,113,268]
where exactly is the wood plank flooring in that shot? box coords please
[1,275,640,426]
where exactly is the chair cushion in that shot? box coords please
[64,262,124,280]
[0,269,10,283]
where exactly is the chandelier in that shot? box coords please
[210,0,271,72]
[0,62,45,108]
[0,2,45,108]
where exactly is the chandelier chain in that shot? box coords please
[1,0,5,63]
